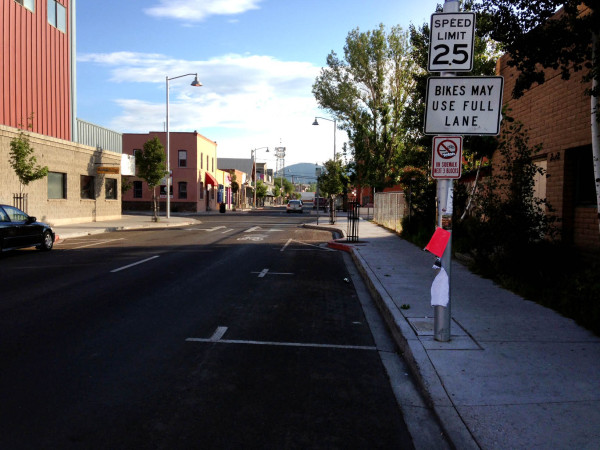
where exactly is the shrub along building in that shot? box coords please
[0,0,124,225]
[122,131,228,213]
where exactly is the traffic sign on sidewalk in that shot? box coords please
[424,76,504,135]
[428,12,475,72]
[431,136,462,179]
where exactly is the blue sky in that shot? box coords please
[76,0,444,167]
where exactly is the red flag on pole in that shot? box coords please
[425,227,451,257]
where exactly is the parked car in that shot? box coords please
[286,200,303,214]
[0,204,55,252]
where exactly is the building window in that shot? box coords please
[48,172,66,199]
[201,153,204,169]
[178,182,187,199]
[133,181,143,198]
[212,157,214,172]
[15,0,35,12]
[178,150,187,168]
[105,178,117,200]
[48,0,66,32]
[573,146,595,206]
[80,175,95,199]
[199,182,204,199]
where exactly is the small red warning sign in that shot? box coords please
[431,136,462,179]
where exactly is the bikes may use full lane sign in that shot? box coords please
[424,76,504,135]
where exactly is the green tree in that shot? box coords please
[317,158,346,223]
[230,173,239,209]
[462,117,556,269]
[136,137,167,222]
[313,24,416,191]
[9,129,48,196]
[256,180,268,205]
[473,0,600,232]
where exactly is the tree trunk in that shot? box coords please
[460,156,483,221]
[592,33,600,234]
[152,187,159,222]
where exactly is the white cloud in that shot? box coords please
[144,0,263,22]
[79,50,346,165]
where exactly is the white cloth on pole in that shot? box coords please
[431,267,449,307]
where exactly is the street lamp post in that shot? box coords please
[312,116,337,160]
[166,73,202,218]
[251,147,269,209]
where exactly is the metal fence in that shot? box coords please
[76,119,123,154]
[374,192,407,234]
[13,193,28,213]
[346,201,360,242]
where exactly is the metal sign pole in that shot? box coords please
[434,0,460,342]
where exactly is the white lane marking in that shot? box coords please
[110,255,160,273]
[245,226,261,233]
[185,226,226,232]
[237,235,265,241]
[186,337,376,351]
[70,238,125,249]
[252,269,294,277]
[222,228,234,233]
[210,326,228,341]
[281,238,293,252]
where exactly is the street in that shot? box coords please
[0,210,428,449]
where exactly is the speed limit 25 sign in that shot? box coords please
[428,12,475,72]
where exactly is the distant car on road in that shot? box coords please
[286,200,303,214]
[0,204,55,252]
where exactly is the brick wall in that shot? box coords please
[497,55,600,249]
[1,124,122,225]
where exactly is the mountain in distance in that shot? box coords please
[280,163,323,183]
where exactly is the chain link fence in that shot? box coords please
[374,192,407,234]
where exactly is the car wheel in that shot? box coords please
[39,230,54,251]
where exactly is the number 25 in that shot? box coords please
[433,44,469,65]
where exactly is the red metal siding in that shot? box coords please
[1,0,71,140]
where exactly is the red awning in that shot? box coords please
[205,172,218,187]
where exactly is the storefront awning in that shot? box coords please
[205,172,218,187]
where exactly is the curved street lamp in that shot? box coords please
[312,116,337,160]
[165,73,202,218]
[251,147,269,209]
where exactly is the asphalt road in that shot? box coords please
[0,210,423,449]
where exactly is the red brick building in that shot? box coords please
[497,53,599,250]
[1,0,74,140]
[122,131,221,213]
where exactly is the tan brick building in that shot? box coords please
[1,124,122,225]
[497,55,600,250]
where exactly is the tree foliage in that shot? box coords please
[312,24,416,191]
[9,130,48,194]
[457,116,556,266]
[474,1,599,98]
[135,137,167,221]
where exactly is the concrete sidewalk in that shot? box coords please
[306,216,600,449]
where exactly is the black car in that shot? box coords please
[0,204,55,252]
